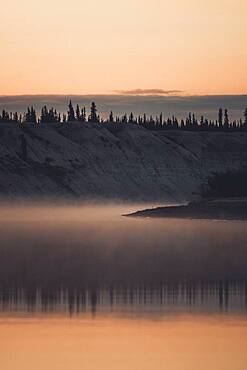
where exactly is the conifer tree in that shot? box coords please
[218,108,223,128]
[188,113,192,126]
[109,111,114,123]
[89,102,98,123]
[244,108,247,128]
[129,112,134,123]
[143,113,147,125]
[76,104,80,121]
[224,109,229,129]
[81,107,86,122]
[68,100,75,121]
[40,106,48,123]
[31,107,37,123]
[159,113,163,126]
[200,116,204,127]
[122,114,127,123]
[13,112,19,123]
[25,106,37,123]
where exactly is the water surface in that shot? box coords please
[0,203,246,369]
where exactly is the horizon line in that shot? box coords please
[1,93,247,98]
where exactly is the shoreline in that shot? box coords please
[126,198,247,221]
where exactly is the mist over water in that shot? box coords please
[0,203,247,316]
[1,203,247,370]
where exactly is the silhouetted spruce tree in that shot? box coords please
[41,107,45,122]
[224,109,229,129]
[122,114,127,123]
[138,115,142,125]
[5,110,10,122]
[189,113,192,125]
[88,102,98,123]
[68,100,75,121]
[109,111,114,123]
[13,112,19,123]
[25,106,37,123]
[0,109,9,122]
[174,117,179,129]
[76,104,80,121]
[143,114,147,125]
[50,108,58,122]
[40,106,60,123]
[25,107,30,122]
[129,112,134,123]
[186,113,192,129]
[31,107,37,123]
[3,101,247,132]
[218,108,223,128]
[40,106,48,123]
[173,116,176,127]
[150,115,155,128]
[159,113,163,126]
[62,114,67,123]
[81,107,86,122]
[244,108,247,128]
[54,109,60,122]
[200,116,204,128]
[192,114,198,128]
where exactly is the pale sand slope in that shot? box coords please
[0,122,247,201]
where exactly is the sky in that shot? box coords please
[1,0,247,95]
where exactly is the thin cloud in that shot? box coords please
[114,89,184,96]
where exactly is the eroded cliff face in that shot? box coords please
[0,122,246,202]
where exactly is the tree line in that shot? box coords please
[1,100,247,131]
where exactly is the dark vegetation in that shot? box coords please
[202,170,247,198]
[1,100,247,131]
[127,169,247,220]
[126,198,247,220]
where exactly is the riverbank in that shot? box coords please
[0,124,247,201]
[126,198,247,220]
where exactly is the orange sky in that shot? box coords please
[1,0,247,95]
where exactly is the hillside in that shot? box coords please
[0,122,247,202]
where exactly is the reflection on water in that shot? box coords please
[1,314,247,370]
[1,204,247,370]
[1,282,247,316]
[0,203,246,316]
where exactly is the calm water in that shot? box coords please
[0,203,247,369]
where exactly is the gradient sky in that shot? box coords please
[1,0,247,95]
